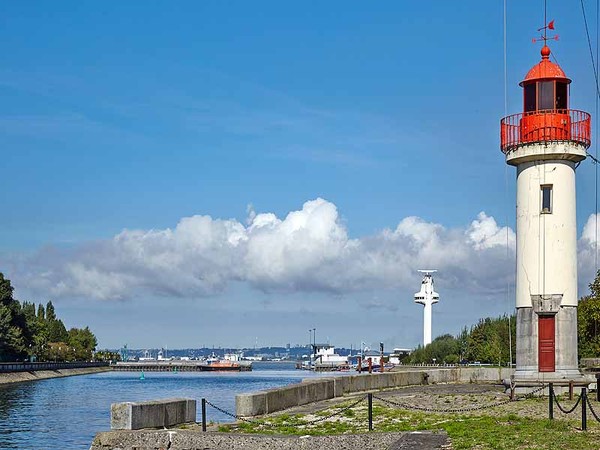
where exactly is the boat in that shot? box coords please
[201,359,243,371]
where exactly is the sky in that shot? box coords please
[2,1,600,351]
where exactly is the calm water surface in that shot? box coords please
[0,362,333,450]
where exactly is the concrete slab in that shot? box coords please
[111,398,196,430]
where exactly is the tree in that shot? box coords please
[578,270,600,358]
[67,327,97,361]
[45,301,56,322]
[0,274,98,362]
[37,303,45,322]
[47,319,68,344]
[0,273,15,307]
[407,334,460,364]
[0,305,26,361]
[0,274,27,360]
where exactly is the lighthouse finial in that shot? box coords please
[533,20,559,49]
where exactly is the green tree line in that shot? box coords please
[0,273,97,362]
[407,314,516,365]
[578,270,600,358]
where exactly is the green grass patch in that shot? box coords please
[221,399,600,449]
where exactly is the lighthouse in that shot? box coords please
[500,35,591,381]
[414,270,439,347]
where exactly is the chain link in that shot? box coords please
[205,395,367,428]
[372,384,546,414]
[206,384,549,427]
[373,394,513,413]
[551,387,582,415]
[586,396,600,423]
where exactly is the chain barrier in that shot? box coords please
[204,383,551,430]
[373,393,513,413]
[586,396,600,423]
[373,384,546,414]
[551,385,582,415]
[205,395,367,428]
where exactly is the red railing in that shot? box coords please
[500,109,591,154]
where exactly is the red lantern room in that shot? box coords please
[501,45,591,154]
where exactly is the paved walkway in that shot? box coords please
[91,430,451,450]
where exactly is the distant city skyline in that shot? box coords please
[2,2,600,348]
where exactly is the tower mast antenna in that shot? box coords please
[414,270,440,347]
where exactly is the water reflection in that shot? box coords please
[0,362,331,449]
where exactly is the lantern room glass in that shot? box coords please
[523,81,569,113]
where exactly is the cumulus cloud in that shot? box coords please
[9,198,518,301]
[578,213,600,290]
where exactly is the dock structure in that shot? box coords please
[112,361,252,372]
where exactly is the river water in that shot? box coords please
[0,362,333,450]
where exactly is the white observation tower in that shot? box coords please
[414,270,439,347]
[500,24,590,381]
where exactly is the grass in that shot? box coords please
[218,397,600,449]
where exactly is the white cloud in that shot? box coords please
[578,213,600,290]
[10,198,519,301]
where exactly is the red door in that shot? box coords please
[538,316,555,372]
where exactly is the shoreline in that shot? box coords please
[0,366,112,385]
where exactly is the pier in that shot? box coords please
[112,361,252,372]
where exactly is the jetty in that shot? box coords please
[112,361,252,372]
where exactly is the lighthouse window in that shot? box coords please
[524,84,536,112]
[541,185,553,214]
[555,82,568,110]
[538,81,554,111]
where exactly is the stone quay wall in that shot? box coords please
[0,365,111,385]
[236,367,515,417]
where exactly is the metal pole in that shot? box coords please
[548,383,553,420]
[368,393,373,431]
[582,388,588,431]
[596,374,600,402]
[201,398,207,432]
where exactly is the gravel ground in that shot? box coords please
[258,382,594,421]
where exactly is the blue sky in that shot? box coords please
[1,1,600,350]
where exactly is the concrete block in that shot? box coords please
[266,384,301,413]
[110,398,196,430]
[236,392,267,416]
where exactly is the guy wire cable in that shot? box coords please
[503,0,513,367]
[581,0,600,272]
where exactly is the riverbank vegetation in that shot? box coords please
[0,273,97,362]
[578,270,600,358]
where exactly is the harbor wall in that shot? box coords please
[236,367,514,417]
[0,365,111,385]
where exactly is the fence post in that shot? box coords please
[548,383,553,420]
[582,388,587,432]
[201,398,207,432]
[569,381,574,401]
[596,373,600,402]
[368,393,373,431]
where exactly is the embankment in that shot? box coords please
[0,364,111,385]
[236,366,514,416]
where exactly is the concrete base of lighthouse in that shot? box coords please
[513,303,583,383]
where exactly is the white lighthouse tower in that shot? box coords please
[500,30,591,381]
[414,270,440,347]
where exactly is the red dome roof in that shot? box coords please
[520,45,571,86]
